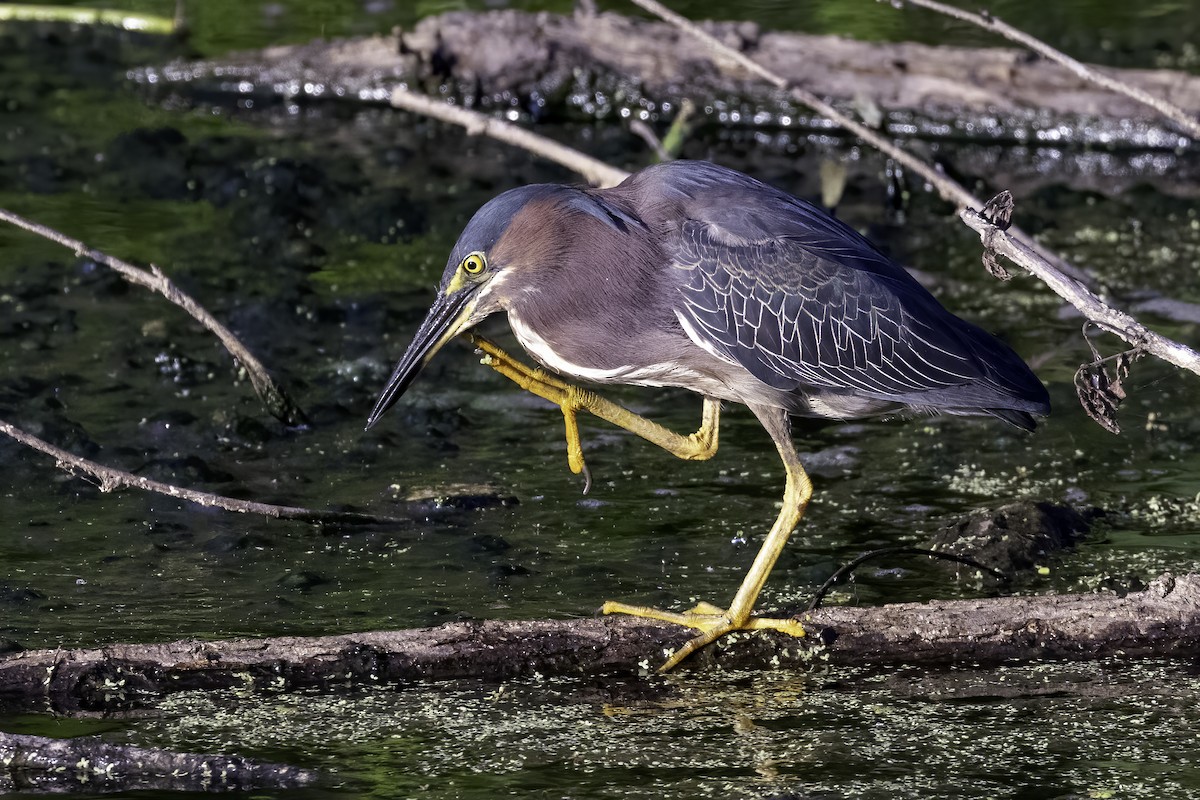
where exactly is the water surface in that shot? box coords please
[1,1,1198,797]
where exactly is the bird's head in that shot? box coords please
[366,184,567,428]
[366,180,644,429]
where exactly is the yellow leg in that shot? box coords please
[603,440,811,671]
[471,335,719,481]
[469,335,809,671]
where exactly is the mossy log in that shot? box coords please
[1,573,1196,714]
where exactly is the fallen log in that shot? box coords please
[1,573,1195,713]
[135,9,1200,150]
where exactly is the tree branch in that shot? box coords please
[961,203,1200,377]
[0,418,401,524]
[0,208,309,427]
[390,87,629,188]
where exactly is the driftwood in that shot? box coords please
[138,9,1200,151]
[134,11,1200,200]
[1,573,1195,713]
[0,732,316,792]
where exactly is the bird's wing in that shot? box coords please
[672,219,995,404]
[618,161,1044,413]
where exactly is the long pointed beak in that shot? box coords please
[366,288,479,429]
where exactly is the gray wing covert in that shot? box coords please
[672,221,983,402]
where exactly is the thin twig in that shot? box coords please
[629,119,669,161]
[390,87,629,188]
[961,206,1200,378]
[804,546,1009,614]
[626,0,1091,284]
[896,0,1200,140]
[0,209,309,427]
[0,419,400,524]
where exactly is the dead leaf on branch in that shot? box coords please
[980,191,1014,231]
[1074,326,1142,434]
[978,190,1015,280]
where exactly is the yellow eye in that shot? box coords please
[462,252,487,275]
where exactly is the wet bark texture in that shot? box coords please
[0,732,317,792]
[142,10,1200,147]
[1,573,1195,713]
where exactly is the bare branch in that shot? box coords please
[629,119,670,161]
[961,204,1200,378]
[0,418,401,524]
[0,209,309,426]
[390,86,629,188]
[896,0,1200,140]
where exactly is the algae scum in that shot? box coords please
[1,1,1200,798]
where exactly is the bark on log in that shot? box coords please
[0,732,317,793]
[136,10,1200,149]
[1,573,1195,713]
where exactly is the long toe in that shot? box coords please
[603,600,806,670]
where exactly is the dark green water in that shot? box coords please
[1,1,1199,797]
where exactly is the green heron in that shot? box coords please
[367,160,1049,670]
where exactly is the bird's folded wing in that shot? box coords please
[671,221,1000,405]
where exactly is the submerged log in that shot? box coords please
[925,500,1095,574]
[0,732,317,792]
[1,573,1196,713]
[136,10,1200,149]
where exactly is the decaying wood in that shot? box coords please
[1,574,1195,713]
[0,732,316,792]
[139,9,1200,149]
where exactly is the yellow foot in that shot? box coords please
[602,600,806,672]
